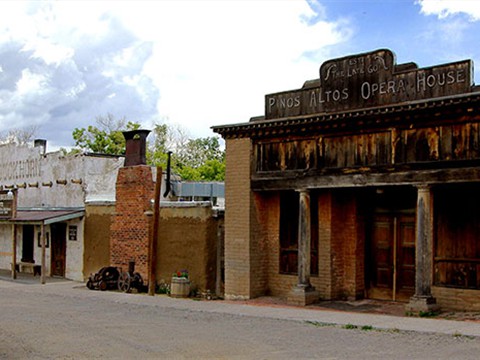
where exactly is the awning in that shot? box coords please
[8,209,85,225]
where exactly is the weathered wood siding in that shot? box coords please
[254,122,480,176]
[434,184,480,290]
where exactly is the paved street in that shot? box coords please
[0,277,480,359]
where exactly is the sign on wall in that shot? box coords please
[68,225,77,241]
[0,190,14,219]
[265,49,473,119]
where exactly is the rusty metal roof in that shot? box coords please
[9,209,85,224]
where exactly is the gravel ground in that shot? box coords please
[0,279,479,359]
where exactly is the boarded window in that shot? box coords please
[434,184,480,289]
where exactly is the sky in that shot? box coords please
[1,0,480,150]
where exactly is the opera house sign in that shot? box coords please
[265,49,472,119]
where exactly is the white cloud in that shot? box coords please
[127,0,349,135]
[417,0,480,21]
[0,0,349,148]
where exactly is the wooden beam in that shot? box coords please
[40,223,46,285]
[251,167,480,191]
[148,167,162,296]
[11,224,16,280]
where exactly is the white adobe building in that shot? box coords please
[0,140,123,282]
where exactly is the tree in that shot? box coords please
[72,114,139,155]
[71,115,225,181]
[174,137,225,181]
[0,125,39,145]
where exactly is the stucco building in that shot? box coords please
[0,140,123,282]
[213,49,480,311]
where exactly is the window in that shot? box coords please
[279,191,318,275]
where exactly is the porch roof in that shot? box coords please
[212,91,480,139]
[8,208,85,225]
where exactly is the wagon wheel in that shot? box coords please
[86,279,94,290]
[133,272,144,291]
[99,280,107,291]
[118,272,132,293]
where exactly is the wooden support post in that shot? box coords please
[288,189,319,306]
[11,224,17,280]
[297,189,311,288]
[40,223,46,285]
[148,167,162,296]
[406,185,438,313]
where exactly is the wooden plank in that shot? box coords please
[251,166,480,191]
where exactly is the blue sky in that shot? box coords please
[0,0,479,149]
[317,0,480,69]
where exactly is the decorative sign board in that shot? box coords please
[265,49,473,119]
[0,190,14,219]
[69,225,77,241]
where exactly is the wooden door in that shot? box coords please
[51,223,66,277]
[368,214,415,301]
[396,217,416,299]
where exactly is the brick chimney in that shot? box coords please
[111,129,154,281]
[122,129,151,166]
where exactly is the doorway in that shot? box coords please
[51,223,67,277]
[367,213,415,301]
[21,225,34,263]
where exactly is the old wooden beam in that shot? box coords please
[40,223,46,285]
[148,167,162,296]
[251,166,480,191]
[11,224,16,280]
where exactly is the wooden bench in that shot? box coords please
[11,262,42,276]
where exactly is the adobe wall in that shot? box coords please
[83,203,115,279]
[156,203,221,293]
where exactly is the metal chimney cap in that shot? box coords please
[122,129,151,167]
[122,129,151,140]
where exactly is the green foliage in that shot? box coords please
[173,137,225,181]
[360,325,373,331]
[305,321,336,327]
[72,115,226,181]
[72,114,140,155]
[418,310,439,318]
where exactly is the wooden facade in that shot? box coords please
[214,49,480,311]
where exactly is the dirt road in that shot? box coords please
[0,279,479,359]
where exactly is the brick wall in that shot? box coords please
[317,191,333,299]
[260,189,365,301]
[332,190,364,300]
[223,136,366,301]
[252,190,365,300]
[110,165,154,281]
[250,193,269,297]
[263,192,298,296]
[224,138,254,299]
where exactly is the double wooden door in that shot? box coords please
[368,214,416,301]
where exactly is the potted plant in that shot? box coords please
[170,269,190,298]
